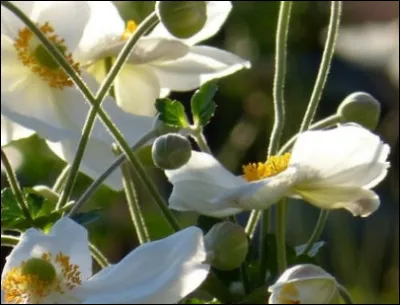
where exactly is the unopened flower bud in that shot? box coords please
[156,1,207,39]
[22,257,57,284]
[268,264,340,304]
[152,114,181,136]
[337,92,381,130]
[204,221,248,271]
[32,185,59,204]
[152,133,192,170]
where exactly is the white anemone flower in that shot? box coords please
[165,124,390,218]
[1,115,34,147]
[75,1,251,116]
[1,218,210,304]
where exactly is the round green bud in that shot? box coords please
[22,257,57,283]
[32,185,60,204]
[152,133,192,170]
[204,221,249,271]
[337,92,381,131]
[156,1,207,39]
[152,114,182,136]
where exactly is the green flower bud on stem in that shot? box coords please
[204,221,248,271]
[337,92,381,130]
[152,114,182,136]
[156,1,207,39]
[152,133,192,170]
[22,257,57,284]
[32,185,60,204]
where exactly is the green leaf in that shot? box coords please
[295,241,326,257]
[1,188,25,228]
[155,98,189,128]
[191,80,218,127]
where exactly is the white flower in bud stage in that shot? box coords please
[268,264,340,304]
[75,1,251,116]
[1,218,209,304]
[165,124,390,217]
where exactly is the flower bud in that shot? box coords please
[22,257,57,284]
[152,133,192,170]
[337,92,381,131]
[152,114,181,136]
[156,1,207,39]
[268,264,340,304]
[204,221,248,271]
[32,185,59,204]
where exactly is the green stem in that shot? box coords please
[1,149,33,223]
[338,284,354,304]
[121,160,151,244]
[89,242,110,269]
[258,210,269,285]
[245,210,261,239]
[56,12,160,208]
[301,210,329,255]
[278,114,341,154]
[201,272,233,303]
[276,199,287,273]
[52,165,70,193]
[1,234,19,247]
[298,1,342,133]
[68,130,156,216]
[240,263,251,295]
[191,129,212,154]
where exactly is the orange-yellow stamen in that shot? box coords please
[121,20,138,41]
[14,22,80,89]
[277,282,301,304]
[2,252,82,304]
[243,152,291,182]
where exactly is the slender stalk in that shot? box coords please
[191,129,212,154]
[240,263,251,295]
[278,114,341,154]
[121,160,151,244]
[1,234,19,247]
[276,199,287,272]
[299,1,342,133]
[245,210,261,239]
[52,165,70,193]
[1,149,32,223]
[89,242,110,269]
[301,210,329,255]
[258,211,269,285]
[68,130,156,216]
[338,284,354,304]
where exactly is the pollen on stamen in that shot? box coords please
[243,152,291,182]
[13,22,81,89]
[121,20,138,41]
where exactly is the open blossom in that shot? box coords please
[75,1,251,116]
[165,124,390,217]
[268,264,340,304]
[1,115,34,147]
[1,218,210,304]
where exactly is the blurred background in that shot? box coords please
[1,1,398,303]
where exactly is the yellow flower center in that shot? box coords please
[2,252,82,304]
[277,282,301,304]
[243,153,291,182]
[14,22,80,89]
[121,20,138,41]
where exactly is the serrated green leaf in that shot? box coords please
[191,80,218,127]
[155,98,189,128]
[295,241,326,257]
[1,188,25,228]
[71,211,102,226]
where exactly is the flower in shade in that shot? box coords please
[1,115,34,147]
[75,1,251,116]
[165,124,390,218]
[268,264,340,304]
[1,218,209,304]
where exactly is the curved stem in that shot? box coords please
[1,234,19,247]
[89,242,110,269]
[301,210,329,255]
[338,284,354,304]
[52,165,70,194]
[298,1,342,133]
[191,128,212,154]
[1,149,33,223]
[276,199,287,273]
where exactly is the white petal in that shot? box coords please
[114,65,161,116]
[151,1,232,46]
[1,1,34,39]
[75,1,124,61]
[35,1,90,52]
[74,227,209,304]
[211,166,298,211]
[290,124,390,188]
[295,185,380,217]
[152,46,251,91]
[1,115,35,146]
[1,218,92,282]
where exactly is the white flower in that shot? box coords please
[75,1,251,116]
[1,218,209,304]
[165,124,390,218]
[268,264,339,304]
[1,115,34,147]
[1,1,154,189]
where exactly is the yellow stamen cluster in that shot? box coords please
[2,252,82,304]
[121,20,138,41]
[14,22,80,89]
[243,152,291,182]
[277,283,301,304]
